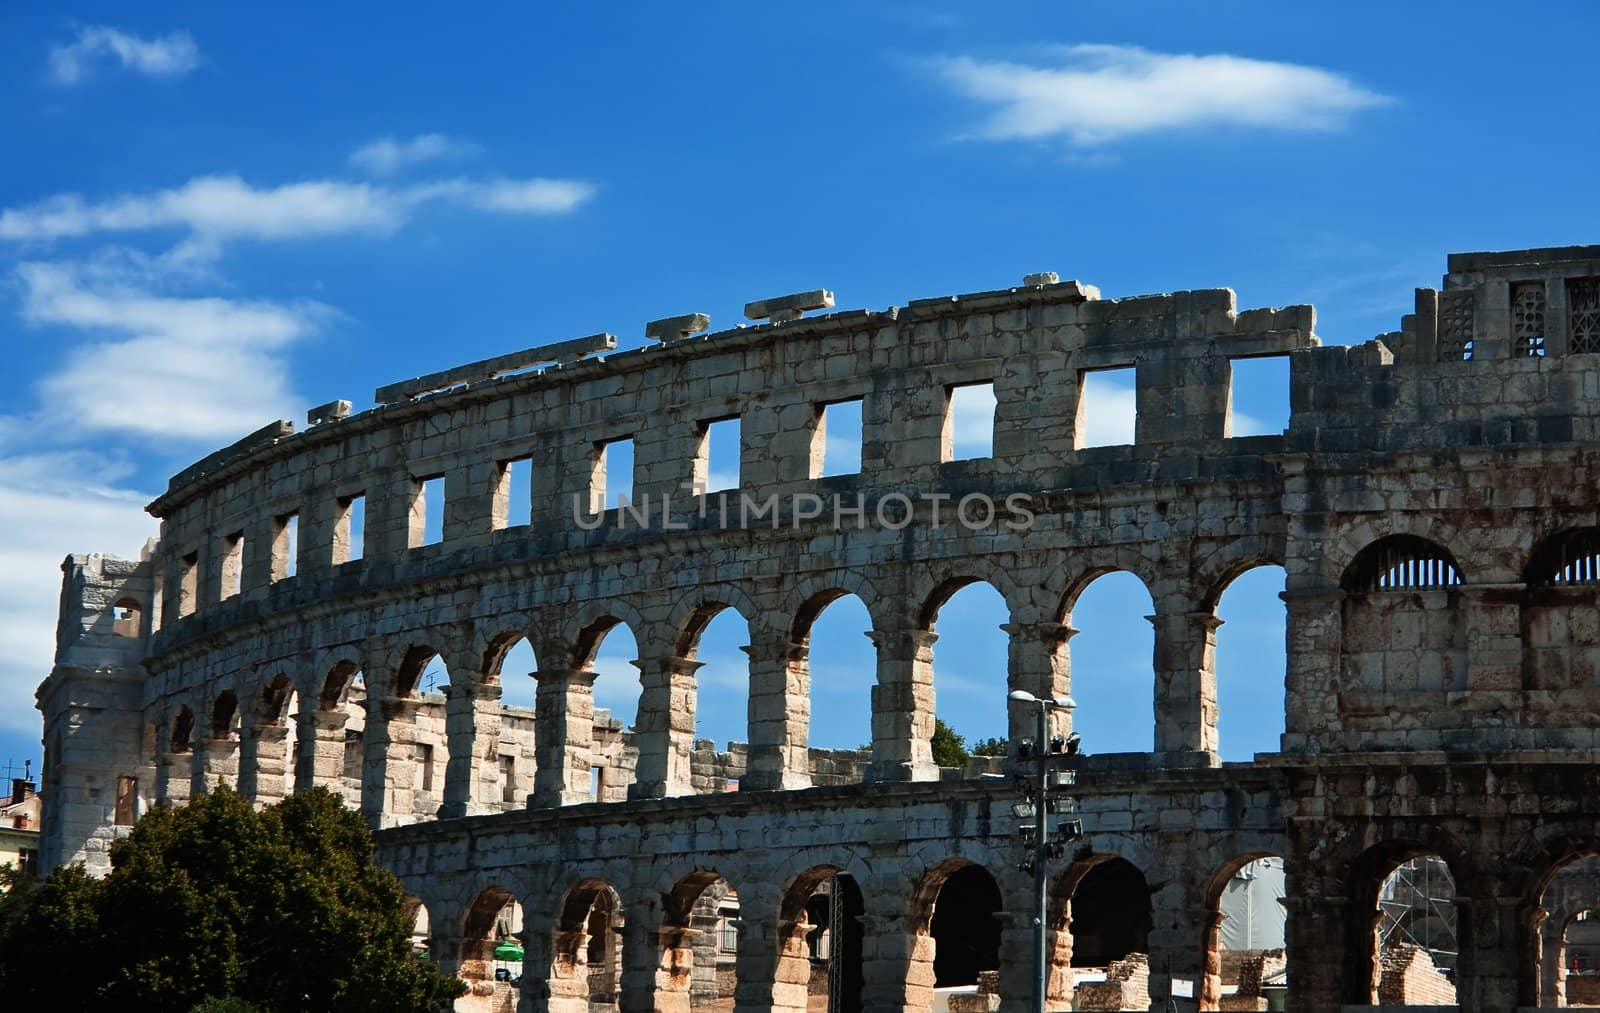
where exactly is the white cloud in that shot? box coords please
[349,134,479,175]
[17,260,327,440]
[0,450,157,736]
[949,383,996,458]
[0,173,596,244]
[50,25,199,85]
[930,44,1390,146]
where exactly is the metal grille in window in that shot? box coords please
[1343,535,1464,591]
[1437,292,1474,361]
[1527,528,1600,586]
[1569,277,1600,354]
[1511,282,1547,357]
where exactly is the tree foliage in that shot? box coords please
[931,717,970,768]
[0,786,463,1012]
[971,736,1009,757]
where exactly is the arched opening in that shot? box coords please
[252,674,296,806]
[1349,848,1458,1006]
[1044,856,1153,1010]
[202,690,240,792]
[1342,535,1464,592]
[910,861,1002,1012]
[407,897,432,959]
[677,604,751,786]
[1064,571,1156,754]
[296,660,364,802]
[575,620,641,802]
[1201,854,1287,1010]
[459,885,525,1013]
[485,633,537,810]
[210,691,239,741]
[661,870,741,1010]
[550,879,622,1013]
[1534,852,1600,1007]
[1339,538,1467,714]
[920,580,1010,769]
[170,706,194,754]
[1525,528,1600,698]
[777,866,864,1013]
[1212,565,1288,761]
[798,593,874,776]
[112,596,142,637]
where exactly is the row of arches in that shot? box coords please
[150,560,1291,823]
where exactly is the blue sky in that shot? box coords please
[3,2,1599,778]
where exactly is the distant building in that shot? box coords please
[0,775,41,884]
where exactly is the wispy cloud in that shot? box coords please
[0,173,595,244]
[50,25,199,85]
[18,261,329,440]
[929,44,1390,146]
[349,134,480,175]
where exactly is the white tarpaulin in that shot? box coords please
[1219,857,1287,951]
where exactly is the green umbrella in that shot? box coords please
[494,941,525,962]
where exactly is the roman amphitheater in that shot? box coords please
[35,245,1600,1012]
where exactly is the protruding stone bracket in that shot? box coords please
[744,289,835,323]
[306,399,352,426]
[644,313,710,343]
[373,332,617,404]
[1023,271,1060,287]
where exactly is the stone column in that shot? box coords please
[1002,620,1074,746]
[238,721,289,808]
[1145,879,1208,1012]
[744,636,811,792]
[1461,584,1525,744]
[630,654,701,799]
[1453,889,1524,1012]
[440,681,500,818]
[992,908,1034,1013]
[293,708,347,793]
[1282,857,1347,1013]
[193,734,240,795]
[533,668,597,807]
[1280,588,1343,752]
[858,910,930,1013]
[1149,598,1221,762]
[360,695,420,828]
[618,904,691,1013]
[1537,908,1562,1008]
[865,628,938,783]
[154,750,192,805]
[733,884,808,1013]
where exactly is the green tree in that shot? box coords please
[0,786,463,1012]
[931,717,970,767]
[971,736,1009,757]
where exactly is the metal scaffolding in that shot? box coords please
[1378,856,1459,973]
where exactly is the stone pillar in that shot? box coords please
[1281,863,1346,1013]
[630,654,701,799]
[734,884,808,1013]
[1461,584,1525,745]
[1002,620,1074,746]
[1537,908,1562,1008]
[360,695,420,828]
[858,910,930,1013]
[1145,880,1208,1012]
[154,750,192,805]
[1149,598,1221,761]
[192,734,240,795]
[618,905,691,1013]
[1453,889,1523,1012]
[993,908,1034,1013]
[1280,589,1343,752]
[866,628,938,783]
[440,681,500,818]
[294,708,347,793]
[238,721,289,808]
[744,637,811,792]
[533,668,597,807]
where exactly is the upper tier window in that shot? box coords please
[1343,535,1464,592]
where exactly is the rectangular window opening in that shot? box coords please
[273,513,299,581]
[1227,356,1292,437]
[593,438,635,512]
[416,742,434,792]
[945,381,996,461]
[590,765,605,800]
[150,571,164,632]
[497,458,533,529]
[336,493,365,564]
[1078,367,1137,448]
[220,532,244,600]
[412,475,445,547]
[179,552,199,616]
[499,754,517,804]
[697,417,741,494]
[815,398,863,477]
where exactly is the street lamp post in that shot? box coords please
[1008,689,1082,1013]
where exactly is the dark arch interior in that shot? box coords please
[802,873,863,1012]
[1070,858,1152,967]
[930,864,1002,987]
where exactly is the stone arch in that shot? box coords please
[209,689,239,740]
[1525,526,1600,586]
[1195,535,1290,611]
[565,601,651,669]
[668,585,761,658]
[258,671,296,725]
[775,863,865,1013]
[1054,560,1160,754]
[1208,560,1290,761]
[782,571,886,645]
[913,574,1014,764]
[1054,853,1154,971]
[1053,546,1164,620]
[1200,851,1286,1009]
[458,882,527,1003]
[170,705,195,753]
[550,876,624,1013]
[1322,515,1473,588]
[908,856,1004,1001]
[305,645,364,703]
[470,615,540,681]
[1341,535,1465,592]
[909,560,1026,632]
[1344,840,1464,1006]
